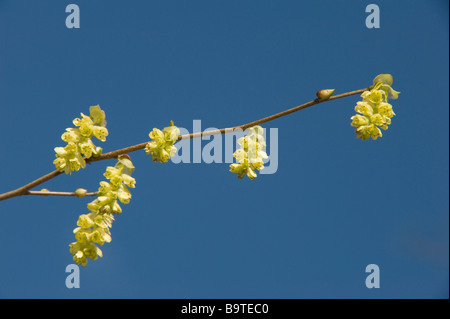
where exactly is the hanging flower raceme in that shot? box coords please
[69,155,135,266]
[53,105,108,174]
[230,125,268,180]
[351,74,400,140]
[145,120,180,163]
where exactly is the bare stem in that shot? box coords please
[25,190,98,197]
[0,87,368,202]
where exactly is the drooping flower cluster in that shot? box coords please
[230,125,268,180]
[53,105,108,174]
[145,121,180,163]
[69,155,135,266]
[351,74,400,140]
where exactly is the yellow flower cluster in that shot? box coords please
[145,121,180,163]
[54,105,108,174]
[230,125,268,180]
[69,155,135,266]
[351,74,400,140]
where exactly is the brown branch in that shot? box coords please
[0,87,368,202]
[25,190,97,197]
[89,87,368,160]
[0,170,62,202]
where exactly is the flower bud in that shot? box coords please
[316,89,335,100]
[75,188,88,198]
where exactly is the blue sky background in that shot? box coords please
[0,0,448,298]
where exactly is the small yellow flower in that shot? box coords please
[77,214,95,228]
[89,104,107,127]
[74,113,94,137]
[53,142,86,174]
[78,138,97,158]
[72,249,88,267]
[93,126,108,142]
